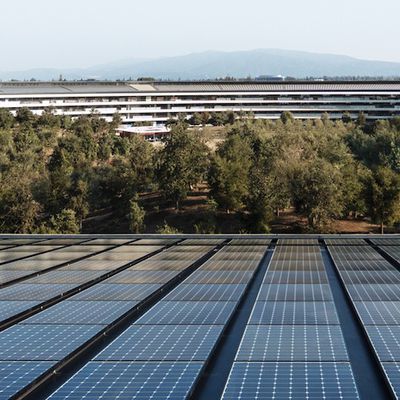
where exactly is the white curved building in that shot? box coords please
[1,80,400,125]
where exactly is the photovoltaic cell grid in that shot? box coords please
[222,362,359,400]
[0,244,175,325]
[1,236,399,399]
[370,238,400,246]
[49,362,203,400]
[328,242,400,399]
[0,239,220,397]
[44,241,268,399]
[0,245,63,263]
[0,238,43,245]
[229,239,271,246]
[325,238,368,246]
[0,243,121,286]
[223,241,358,399]
[0,361,53,399]
[378,246,400,263]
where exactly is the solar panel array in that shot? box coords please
[223,239,359,399]
[0,239,215,398]
[47,241,268,399]
[327,239,400,399]
[0,235,399,399]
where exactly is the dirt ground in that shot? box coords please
[83,189,388,234]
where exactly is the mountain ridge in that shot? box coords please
[2,49,400,81]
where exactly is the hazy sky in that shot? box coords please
[1,0,400,70]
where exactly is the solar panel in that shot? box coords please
[347,284,400,301]
[249,301,339,325]
[278,239,319,245]
[382,363,400,399]
[105,270,178,284]
[133,238,179,245]
[0,239,40,245]
[1,245,60,253]
[365,326,400,361]
[0,361,53,399]
[164,284,246,301]
[229,239,271,245]
[258,284,333,301]
[184,270,254,284]
[0,300,41,322]
[180,238,224,245]
[378,246,400,262]
[126,259,190,270]
[0,283,76,301]
[236,325,348,361]
[69,283,161,301]
[1,259,62,270]
[354,301,400,325]
[341,270,400,285]
[52,259,127,271]
[21,300,138,325]
[331,259,394,271]
[325,238,368,245]
[85,239,133,245]
[136,301,237,325]
[370,238,400,246]
[95,325,223,361]
[266,259,324,270]
[222,362,359,399]
[38,239,87,245]
[199,258,262,271]
[0,270,38,284]
[263,271,328,284]
[48,362,203,400]
[26,270,107,284]
[0,324,103,361]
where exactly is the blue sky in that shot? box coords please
[1,0,400,70]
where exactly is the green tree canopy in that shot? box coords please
[157,124,209,209]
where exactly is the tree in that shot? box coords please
[342,112,352,124]
[365,167,400,233]
[157,124,209,209]
[45,209,80,234]
[292,159,344,230]
[0,109,15,129]
[280,111,294,124]
[129,198,145,233]
[37,109,61,128]
[208,133,253,212]
[201,112,210,125]
[15,107,35,125]
[357,111,367,127]
[321,112,330,125]
[156,222,181,234]
[189,113,203,126]
[210,112,228,126]
[0,165,42,233]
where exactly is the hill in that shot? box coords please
[2,49,400,80]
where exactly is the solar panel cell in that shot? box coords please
[222,362,359,399]
[236,325,348,361]
[136,301,236,325]
[249,301,339,325]
[48,362,203,400]
[0,324,103,361]
[0,361,53,398]
[95,325,223,361]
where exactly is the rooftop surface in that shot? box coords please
[0,234,399,399]
[1,80,400,95]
